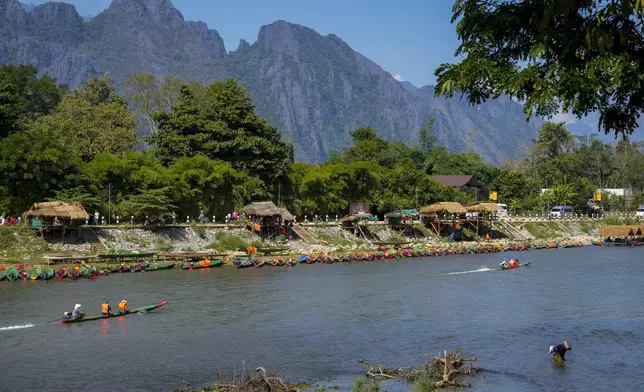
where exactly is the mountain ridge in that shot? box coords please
[1,0,540,164]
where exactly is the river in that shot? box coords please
[1,247,643,391]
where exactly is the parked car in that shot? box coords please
[636,205,644,218]
[495,203,508,217]
[550,205,574,218]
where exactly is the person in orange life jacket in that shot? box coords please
[101,300,114,316]
[118,300,130,314]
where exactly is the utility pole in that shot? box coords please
[108,182,111,225]
[278,182,281,206]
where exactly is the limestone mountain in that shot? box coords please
[2,0,539,164]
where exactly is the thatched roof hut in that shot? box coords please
[24,201,88,220]
[420,202,467,215]
[464,202,501,213]
[242,201,294,221]
[598,225,642,238]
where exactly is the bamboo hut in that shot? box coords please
[464,202,501,236]
[420,202,467,237]
[597,225,643,246]
[385,209,419,237]
[241,201,294,240]
[23,201,88,240]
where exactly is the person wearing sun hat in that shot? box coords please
[549,341,571,362]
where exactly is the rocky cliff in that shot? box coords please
[1,0,539,164]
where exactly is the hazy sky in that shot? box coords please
[26,0,460,87]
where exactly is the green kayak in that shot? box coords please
[60,300,169,324]
[144,262,176,271]
[6,266,18,281]
[29,266,42,280]
[44,269,55,280]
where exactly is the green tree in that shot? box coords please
[46,186,100,211]
[435,0,644,137]
[0,128,84,213]
[0,64,66,138]
[35,75,137,162]
[116,188,177,225]
[168,155,259,218]
[0,64,65,120]
[150,80,293,189]
[551,184,577,206]
[418,116,437,153]
[125,73,185,134]
[492,170,537,202]
[344,127,390,165]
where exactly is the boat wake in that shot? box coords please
[0,324,35,331]
[443,267,494,276]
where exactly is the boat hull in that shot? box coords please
[181,260,224,270]
[501,260,533,270]
[60,301,169,324]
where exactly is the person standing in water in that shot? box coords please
[549,341,571,362]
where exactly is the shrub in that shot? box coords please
[351,377,379,392]
[215,232,247,251]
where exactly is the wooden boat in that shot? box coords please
[181,260,224,270]
[254,260,266,268]
[60,300,169,324]
[234,259,255,268]
[144,262,176,271]
[55,269,68,280]
[501,260,533,270]
[286,258,296,266]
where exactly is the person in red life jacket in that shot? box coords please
[101,300,114,316]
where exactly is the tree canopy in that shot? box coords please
[149,79,293,191]
[435,0,644,137]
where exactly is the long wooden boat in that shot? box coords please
[501,260,533,270]
[144,262,176,271]
[60,300,169,324]
[181,260,224,270]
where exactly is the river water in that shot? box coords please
[1,247,643,392]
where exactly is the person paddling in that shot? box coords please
[64,304,85,320]
[549,341,571,362]
[118,300,130,314]
[101,300,114,316]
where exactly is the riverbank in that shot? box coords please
[0,219,601,265]
[0,237,588,282]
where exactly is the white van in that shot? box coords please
[496,203,508,216]
[636,205,644,218]
[550,205,573,218]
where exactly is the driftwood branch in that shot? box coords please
[358,348,480,388]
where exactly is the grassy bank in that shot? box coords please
[0,226,52,263]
